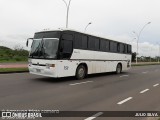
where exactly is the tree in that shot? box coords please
[13,44,24,51]
[132,52,136,62]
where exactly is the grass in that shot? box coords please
[0,60,27,63]
[0,68,28,73]
[132,63,160,66]
[0,56,28,63]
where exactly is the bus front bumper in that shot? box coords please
[28,65,57,78]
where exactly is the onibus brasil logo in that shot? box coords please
[1,110,42,119]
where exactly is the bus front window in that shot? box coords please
[29,38,59,59]
[43,39,59,58]
[30,40,42,58]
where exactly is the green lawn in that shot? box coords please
[0,60,27,63]
[0,68,28,73]
[132,63,160,66]
[0,56,28,63]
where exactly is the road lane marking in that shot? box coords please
[142,71,148,74]
[153,84,159,87]
[117,97,133,105]
[70,81,93,86]
[84,112,103,120]
[140,89,149,94]
[120,75,129,78]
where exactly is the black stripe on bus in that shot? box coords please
[69,59,129,62]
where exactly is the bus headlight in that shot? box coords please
[28,59,32,66]
[46,64,55,69]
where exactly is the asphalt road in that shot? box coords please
[0,65,160,120]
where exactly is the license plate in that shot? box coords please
[36,69,41,72]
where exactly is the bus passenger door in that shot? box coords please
[60,40,73,59]
[59,34,73,59]
[58,33,74,77]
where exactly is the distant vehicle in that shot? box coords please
[26,29,132,79]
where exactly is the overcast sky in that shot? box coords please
[0,0,160,57]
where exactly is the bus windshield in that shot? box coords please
[29,38,59,59]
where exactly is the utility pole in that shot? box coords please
[133,22,151,64]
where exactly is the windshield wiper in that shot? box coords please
[41,38,46,58]
[30,42,41,58]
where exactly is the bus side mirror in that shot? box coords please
[26,40,29,47]
[26,38,33,47]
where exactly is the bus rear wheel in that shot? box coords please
[116,63,122,74]
[76,65,86,80]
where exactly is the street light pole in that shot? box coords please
[158,43,160,63]
[150,47,152,62]
[159,45,160,63]
[133,22,151,64]
[62,0,72,28]
[84,22,92,32]
[132,31,139,64]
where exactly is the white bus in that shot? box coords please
[26,29,132,79]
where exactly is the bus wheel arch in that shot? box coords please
[116,63,122,74]
[75,63,88,80]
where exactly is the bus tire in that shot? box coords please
[76,65,86,80]
[116,63,122,74]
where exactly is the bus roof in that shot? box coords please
[35,28,131,45]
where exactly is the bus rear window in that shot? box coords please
[127,45,132,54]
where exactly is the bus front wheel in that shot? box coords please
[116,63,122,74]
[76,65,86,80]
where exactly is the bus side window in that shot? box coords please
[124,44,127,53]
[110,41,117,52]
[95,38,100,51]
[127,45,131,54]
[82,35,87,49]
[110,41,113,52]
[130,45,132,53]
[120,43,124,53]
[100,39,106,52]
[62,40,73,53]
[88,36,95,50]
[106,40,109,52]
[117,43,120,53]
[61,34,73,59]
[74,33,82,49]
[62,34,73,40]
